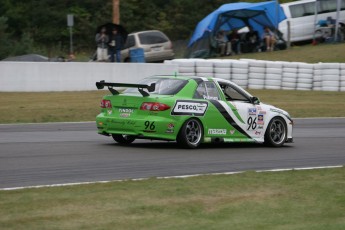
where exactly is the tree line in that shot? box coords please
[0,0,292,59]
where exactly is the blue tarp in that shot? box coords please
[188,1,287,47]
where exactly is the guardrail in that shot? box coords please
[165,59,345,91]
[0,62,178,92]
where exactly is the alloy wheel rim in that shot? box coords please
[269,119,286,144]
[185,120,201,145]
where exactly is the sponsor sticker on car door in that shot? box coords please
[171,100,208,116]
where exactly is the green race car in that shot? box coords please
[96,76,293,148]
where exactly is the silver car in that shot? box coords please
[121,30,175,62]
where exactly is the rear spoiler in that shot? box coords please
[96,80,155,97]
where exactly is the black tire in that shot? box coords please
[112,134,136,144]
[177,118,203,149]
[264,117,287,147]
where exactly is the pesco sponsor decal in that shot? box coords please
[248,108,257,116]
[171,100,208,116]
[208,129,227,135]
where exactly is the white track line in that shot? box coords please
[0,165,343,191]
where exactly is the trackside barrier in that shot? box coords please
[0,62,178,92]
[165,59,345,92]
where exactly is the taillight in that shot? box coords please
[100,99,112,108]
[140,102,170,111]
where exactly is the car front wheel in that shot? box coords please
[264,117,287,147]
[177,118,203,149]
[112,134,136,144]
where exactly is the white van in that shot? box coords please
[279,0,345,42]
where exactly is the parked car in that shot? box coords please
[121,30,175,62]
[95,76,293,148]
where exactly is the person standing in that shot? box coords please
[109,28,124,62]
[95,27,109,62]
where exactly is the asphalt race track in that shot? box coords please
[0,118,344,189]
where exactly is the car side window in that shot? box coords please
[193,81,220,100]
[220,83,249,102]
[123,35,135,50]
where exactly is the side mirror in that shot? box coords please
[251,96,260,105]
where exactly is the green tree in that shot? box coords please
[0,0,295,58]
[0,16,11,59]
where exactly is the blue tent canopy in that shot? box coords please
[188,1,287,47]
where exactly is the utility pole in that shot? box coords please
[67,14,74,55]
[113,0,120,24]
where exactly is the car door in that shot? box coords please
[193,80,233,138]
[218,82,264,139]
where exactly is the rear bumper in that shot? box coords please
[96,113,179,141]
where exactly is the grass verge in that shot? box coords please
[0,89,345,124]
[225,43,345,63]
[0,167,344,230]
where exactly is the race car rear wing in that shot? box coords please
[96,80,156,97]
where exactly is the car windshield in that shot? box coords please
[124,78,188,95]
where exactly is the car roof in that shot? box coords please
[128,30,167,36]
[148,75,212,81]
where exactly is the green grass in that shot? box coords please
[224,43,345,63]
[0,89,344,124]
[248,89,345,118]
[0,167,344,230]
[0,91,106,123]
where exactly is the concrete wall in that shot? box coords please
[0,62,178,92]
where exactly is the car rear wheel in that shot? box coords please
[177,118,203,149]
[264,117,287,147]
[112,134,136,144]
